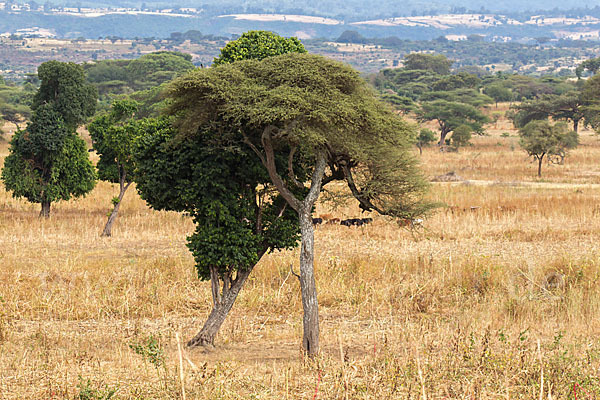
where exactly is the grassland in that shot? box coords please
[2,113,600,398]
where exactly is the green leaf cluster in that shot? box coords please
[213,30,306,65]
[89,99,139,183]
[133,118,300,280]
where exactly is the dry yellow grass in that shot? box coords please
[2,117,600,398]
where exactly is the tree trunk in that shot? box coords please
[439,130,448,148]
[573,119,579,133]
[537,154,544,178]
[298,211,319,357]
[417,144,423,155]
[101,175,131,237]
[187,268,252,347]
[40,201,51,218]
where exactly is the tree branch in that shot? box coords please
[341,163,386,215]
[287,146,305,189]
[261,126,302,212]
[303,151,328,210]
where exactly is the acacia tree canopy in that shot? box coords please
[519,120,578,177]
[167,52,431,355]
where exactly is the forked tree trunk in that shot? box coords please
[187,267,252,347]
[101,174,131,237]
[40,201,51,218]
[248,127,328,357]
[573,119,579,133]
[537,154,545,177]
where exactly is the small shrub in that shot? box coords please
[76,377,118,400]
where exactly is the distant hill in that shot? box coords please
[47,0,600,17]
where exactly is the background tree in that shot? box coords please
[213,30,306,65]
[483,82,513,107]
[518,120,578,177]
[447,124,473,151]
[402,53,453,75]
[1,61,97,217]
[418,100,489,148]
[576,57,600,78]
[581,74,600,132]
[1,105,97,216]
[134,31,308,348]
[89,99,139,237]
[167,52,431,356]
[415,128,436,155]
[511,92,584,132]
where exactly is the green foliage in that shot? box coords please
[213,30,306,65]
[576,57,600,78]
[519,120,578,175]
[128,334,164,368]
[416,128,437,148]
[418,99,489,143]
[1,61,97,212]
[84,52,194,112]
[403,53,453,75]
[448,124,473,150]
[33,61,97,131]
[511,92,583,131]
[89,99,139,183]
[581,74,600,132]
[133,117,300,280]
[483,82,513,105]
[76,377,117,400]
[168,52,431,220]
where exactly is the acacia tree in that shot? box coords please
[512,92,584,132]
[167,53,431,356]
[418,99,489,148]
[1,61,97,217]
[133,31,309,348]
[519,120,578,177]
[89,99,139,236]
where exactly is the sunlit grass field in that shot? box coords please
[2,113,600,398]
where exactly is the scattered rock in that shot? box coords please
[432,171,462,182]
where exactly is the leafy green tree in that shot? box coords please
[519,120,578,177]
[418,100,489,148]
[483,82,513,108]
[134,116,300,348]
[89,99,139,237]
[415,128,436,155]
[213,30,306,65]
[1,61,97,217]
[1,105,96,217]
[134,31,308,348]
[511,92,584,132]
[448,124,473,150]
[403,53,453,75]
[167,52,431,355]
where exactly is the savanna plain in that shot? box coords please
[2,109,600,399]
